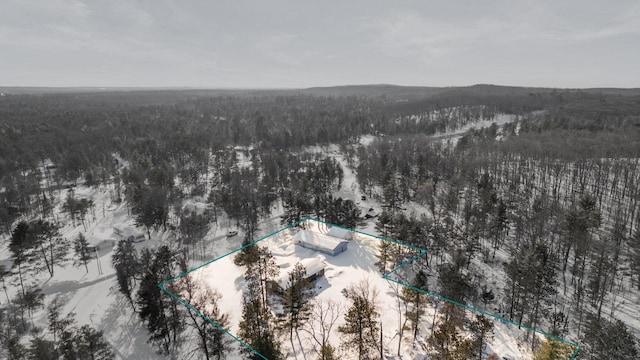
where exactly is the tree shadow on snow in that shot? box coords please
[41,273,116,296]
[100,295,168,360]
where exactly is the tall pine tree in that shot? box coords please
[137,246,184,355]
[338,279,380,359]
[112,239,140,310]
[279,262,314,342]
[238,297,282,360]
[73,232,92,273]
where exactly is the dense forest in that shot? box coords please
[1,85,639,359]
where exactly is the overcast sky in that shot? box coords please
[1,0,639,88]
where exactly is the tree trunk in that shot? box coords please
[380,321,383,359]
[2,282,9,304]
[40,243,54,277]
[17,262,26,298]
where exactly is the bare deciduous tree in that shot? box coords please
[303,298,342,360]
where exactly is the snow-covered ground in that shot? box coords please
[172,217,550,359]
[0,114,583,359]
[175,219,392,358]
[0,178,268,359]
[0,185,568,360]
[0,184,164,359]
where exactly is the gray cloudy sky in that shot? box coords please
[1,0,639,88]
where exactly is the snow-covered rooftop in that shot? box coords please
[294,229,347,252]
[327,226,351,239]
[299,257,325,276]
[277,257,325,289]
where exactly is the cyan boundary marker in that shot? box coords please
[159,217,580,359]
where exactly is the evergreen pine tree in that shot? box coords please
[10,221,35,297]
[47,299,76,356]
[28,335,56,360]
[338,279,380,359]
[630,223,640,290]
[15,286,44,323]
[280,262,314,342]
[75,325,115,360]
[238,297,282,360]
[73,232,92,273]
[112,239,139,310]
[533,338,575,360]
[317,344,337,360]
[375,240,391,274]
[237,243,282,359]
[469,314,494,360]
[137,246,184,355]
[6,333,26,360]
[583,317,638,359]
[375,210,393,238]
[428,303,465,360]
[27,219,69,277]
[248,246,279,314]
[63,191,79,226]
[233,243,259,267]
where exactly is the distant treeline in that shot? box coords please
[2,85,640,358]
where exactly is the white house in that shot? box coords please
[293,229,348,256]
[277,257,326,290]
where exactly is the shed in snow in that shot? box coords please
[327,226,353,240]
[294,229,348,256]
[277,257,326,290]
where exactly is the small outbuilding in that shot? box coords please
[327,226,353,240]
[294,229,348,256]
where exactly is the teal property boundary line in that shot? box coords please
[159,217,581,359]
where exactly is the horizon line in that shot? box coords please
[2,83,639,92]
